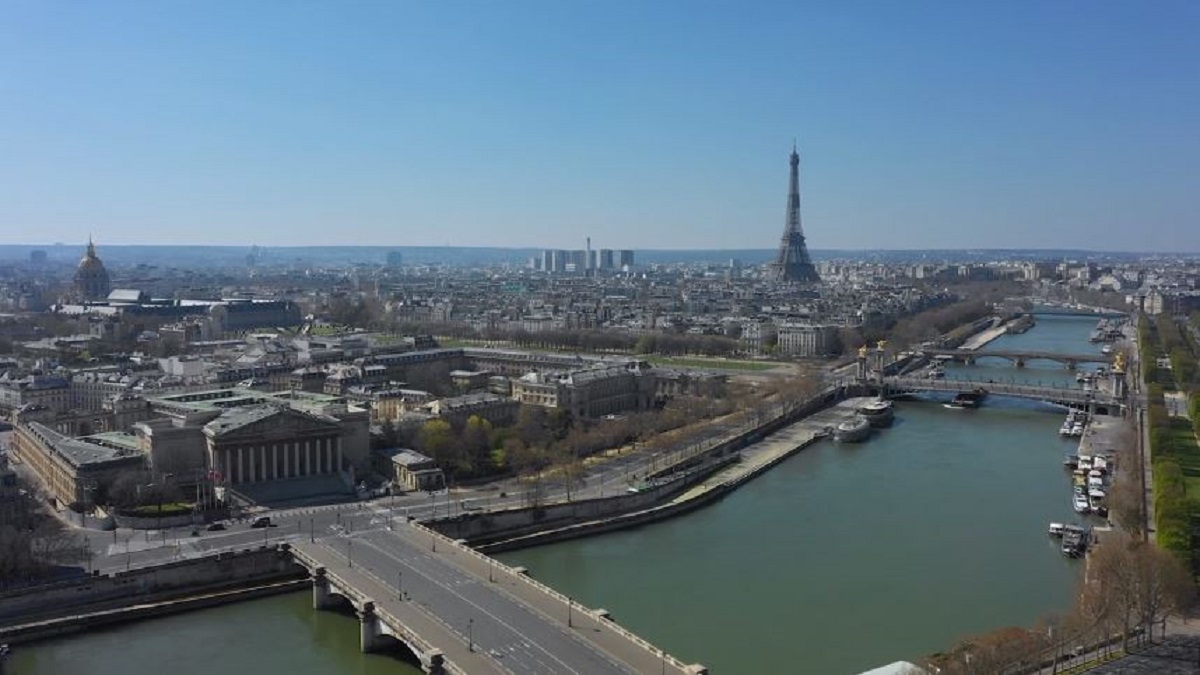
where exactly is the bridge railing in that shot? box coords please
[885,377,1120,405]
[411,522,695,674]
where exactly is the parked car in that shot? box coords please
[250,516,273,528]
[205,522,226,531]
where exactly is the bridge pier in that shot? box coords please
[359,600,385,653]
[1014,357,1026,368]
[312,567,337,610]
[1065,359,1076,370]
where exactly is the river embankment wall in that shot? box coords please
[436,384,857,550]
[428,455,737,544]
[479,428,829,553]
[0,547,306,644]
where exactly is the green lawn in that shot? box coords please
[647,356,781,371]
[123,502,194,516]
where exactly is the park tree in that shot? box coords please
[514,405,550,448]
[550,442,587,502]
[418,419,456,467]
[462,415,495,475]
[1086,533,1195,648]
[0,480,86,582]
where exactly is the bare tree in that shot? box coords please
[0,482,86,584]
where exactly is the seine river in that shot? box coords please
[11,315,1101,675]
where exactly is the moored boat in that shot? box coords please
[1062,528,1089,557]
[856,398,895,427]
[833,415,872,442]
[1073,493,1091,514]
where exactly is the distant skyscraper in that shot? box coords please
[618,250,634,269]
[773,145,820,283]
[568,249,586,273]
[599,249,614,270]
[29,250,47,266]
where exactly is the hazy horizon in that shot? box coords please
[2,2,1197,251]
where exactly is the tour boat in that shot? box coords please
[833,415,872,443]
[1059,420,1074,436]
[856,398,895,427]
[1073,494,1091,514]
[1101,345,1113,355]
[1048,522,1065,537]
[1063,454,1078,469]
[943,389,986,410]
[1070,423,1085,437]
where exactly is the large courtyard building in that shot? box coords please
[11,422,144,509]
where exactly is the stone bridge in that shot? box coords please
[883,376,1124,413]
[287,523,707,675]
[921,348,1113,369]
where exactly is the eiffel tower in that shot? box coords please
[773,144,820,283]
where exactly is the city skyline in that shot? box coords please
[1,2,1198,251]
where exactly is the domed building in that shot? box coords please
[74,237,111,301]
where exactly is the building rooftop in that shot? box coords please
[389,449,435,467]
[202,404,339,437]
[25,423,144,469]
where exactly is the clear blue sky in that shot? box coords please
[1,1,1197,251]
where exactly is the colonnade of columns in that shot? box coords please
[214,436,343,484]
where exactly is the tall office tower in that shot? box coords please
[552,249,568,273]
[586,236,592,273]
[542,249,555,272]
[599,249,614,270]
[772,144,820,283]
[618,250,634,269]
[568,249,587,273]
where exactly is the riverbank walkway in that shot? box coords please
[960,320,1012,350]
[670,398,869,504]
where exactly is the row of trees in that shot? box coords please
[837,298,994,356]
[1139,313,1200,561]
[378,390,742,485]
[927,534,1194,675]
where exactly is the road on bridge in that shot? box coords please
[298,520,681,675]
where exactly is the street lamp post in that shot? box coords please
[468,618,474,652]
[347,539,353,568]
[310,517,315,543]
[397,571,402,600]
[567,596,573,627]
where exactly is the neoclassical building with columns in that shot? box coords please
[139,387,370,501]
[202,404,344,485]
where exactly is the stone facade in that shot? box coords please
[11,422,144,508]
